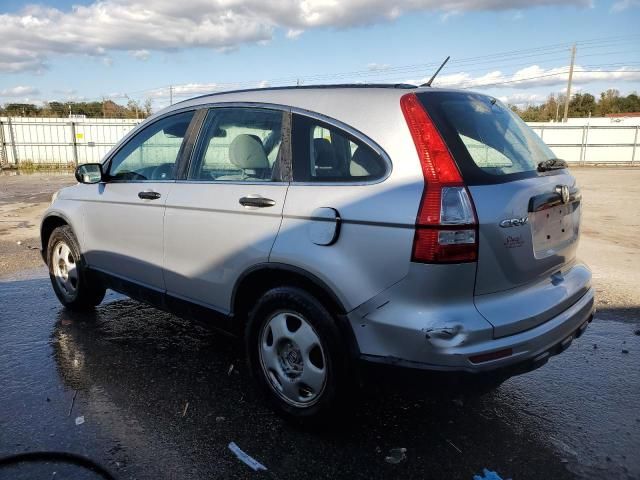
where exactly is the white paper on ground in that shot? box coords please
[228,442,267,471]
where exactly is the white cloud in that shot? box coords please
[130,49,150,61]
[0,85,40,97]
[407,65,640,89]
[285,29,303,39]
[497,92,545,106]
[367,63,391,72]
[52,88,77,95]
[611,0,640,12]
[0,0,591,73]
[138,82,222,101]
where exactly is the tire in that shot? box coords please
[47,225,105,310]
[246,286,351,424]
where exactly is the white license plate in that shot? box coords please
[531,203,580,259]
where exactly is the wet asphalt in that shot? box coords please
[0,267,639,480]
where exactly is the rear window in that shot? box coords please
[417,92,556,183]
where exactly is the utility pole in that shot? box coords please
[169,85,174,105]
[562,44,576,123]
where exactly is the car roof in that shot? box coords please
[161,84,472,114]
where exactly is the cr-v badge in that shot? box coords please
[499,216,529,228]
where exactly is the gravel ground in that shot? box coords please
[0,171,74,275]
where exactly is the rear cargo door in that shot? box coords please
[419,92,589,337]
[469,173,581,295]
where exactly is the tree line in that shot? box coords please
[510,89,640,122]
[0,98,153,119]
[1,89,639,121]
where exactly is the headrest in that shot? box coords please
[313,138,336,168]
[350,146,384,177]
[229,134,268,170]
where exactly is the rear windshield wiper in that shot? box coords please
[537,158,568,172]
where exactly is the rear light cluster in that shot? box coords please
[400,93,478,263]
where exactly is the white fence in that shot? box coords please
[0,117,142,167]
[529,124,639,165]
[1,116,638,168]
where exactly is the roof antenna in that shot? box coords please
[421,56,450,87]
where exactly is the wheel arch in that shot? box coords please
[232,263,347,318]
[232,262,360,357]
[41,213,73,262]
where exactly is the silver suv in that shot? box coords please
[42,85,594,421]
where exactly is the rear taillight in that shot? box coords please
[400,93,478,263]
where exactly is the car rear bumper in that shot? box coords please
[350,275,595,374]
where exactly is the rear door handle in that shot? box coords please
[239,196,276,208]
[138,190,162,200]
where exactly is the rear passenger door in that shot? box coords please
[163,106,290,314]
[270,113,415,312]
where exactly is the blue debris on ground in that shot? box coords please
[473,468,512,480]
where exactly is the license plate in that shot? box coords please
[531,203,580,259]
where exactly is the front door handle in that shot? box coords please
[239,196,276,208]
[138,190,162,200]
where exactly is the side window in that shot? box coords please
[189,108,284,182]
[108,111,194,181]
[292,114,387,182]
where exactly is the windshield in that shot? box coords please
[418,92,556,178]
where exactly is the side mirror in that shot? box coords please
[75,163,103,184]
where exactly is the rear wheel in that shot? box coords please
[246,287,350,424]
[47,225,105,310]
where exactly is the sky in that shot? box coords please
[0,0,639,111]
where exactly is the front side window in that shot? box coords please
[189,108,284,182]
[292,114,387,182]
[108,111,195,181]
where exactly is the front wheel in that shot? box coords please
[246,287,351,424]
[47,225,105,310]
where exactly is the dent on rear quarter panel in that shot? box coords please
[348,262,493,366]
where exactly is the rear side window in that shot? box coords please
[291,114,387,182]
[417,92,556,183]
[189,108,284,182]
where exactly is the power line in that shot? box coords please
[101,34,640,99]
